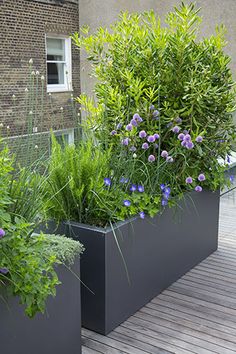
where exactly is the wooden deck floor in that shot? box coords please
[82,190,236,354]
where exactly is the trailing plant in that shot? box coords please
[0,144,83,317]
[73,2,236,211]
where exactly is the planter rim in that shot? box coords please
[57,190,219,235]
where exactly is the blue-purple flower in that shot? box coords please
[178,133,185,141]
[130,119,138,127]
[230,175,234,183]
[198,173,206,182]
[227,155,231,164]
[152,110,160,118]
[166,122,173,128]
[123,200,131,207]
[139,130,147,138]
[161,199,168,206]
[139,211,145,219]
[133,113,143,123]
[0,229,5,239]
[149,104,155,111]
[195,186,203,192]
[148,154,156,162]
[0,268,9,275]
[160,184,166,191]
[184,134,191,142]
[154,143,159,149]
[138,185,144,193]
[142,142,149,150]
[111,130,117,136]
[126,124,133,131]
[154,133,160,140]
[175,117,182,123]
[172,126,181,134]
[147,135,155,143]
[130,146,137,152]
[120,177,128,184]
[130,184,137,192]
[116,123,122,129]
[186,177,193,184]
[122,138,130,146]
[196,135,203,143]
[161,150,168,158]
[186,141,194,149]
[104,178,111,187]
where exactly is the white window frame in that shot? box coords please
[53,128,75,145]
[46,34,72,93]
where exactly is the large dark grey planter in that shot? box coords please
[0,259,81,354]
[49,190,220,335]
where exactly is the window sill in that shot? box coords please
[47,86,73,93]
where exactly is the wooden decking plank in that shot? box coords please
[127,316,215,354]
[82,346,102,354]
[82,328,150,354]
[82,336,125,353]
[162,289,236,319]
[146,301,236,338]
[133,311,236,353]
[141,305,236,349]
[109,330,172,354]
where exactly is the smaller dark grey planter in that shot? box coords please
[48,190,220,335]
[0,259,81,354]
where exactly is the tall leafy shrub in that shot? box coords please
[73,3,236,194]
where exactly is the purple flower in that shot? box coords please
[195,186,203,192]
[147,135,155,143]
[161,150,168,158]
[227,155,231,164]
[129,146,137,152]
[0,229,5,239]
[160,184,166,191]
[138,185,145,193]
[0,268,9,275]
[149,104,155,111]
[186,141,194,149]
[175,117,182,123]
[130,184,137,192]
[181,140,187,147]
[126,124,132,131]
[166,156,174,163]
[123,200,131,207]
[196,135,203,143]
[154,143,159,149]
[172,126,181,134]
[122,138,130,146]
[120,177,128,184]
[152,110,160,118]
[166,122,173,128]
[230,175,234,183]
[184,134,191,142]
[104,178,111,186]
[164,186,171,195]
[178,133,185,141]
[186,177,193,184]
[139,130,147,138]
[139,211,145,219]
[116,123,122,129]
[148,154,156,162]
[142,142,149,150]
[130,119,138,127]
[154,133,160,140]
[111,130,117,136]
[198,173,206,182]
[161,199,168,206]
[133,113,143,123]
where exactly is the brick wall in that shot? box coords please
[0,0,80,138]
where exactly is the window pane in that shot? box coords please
[47,38,65,61]
[47,63,65,84]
